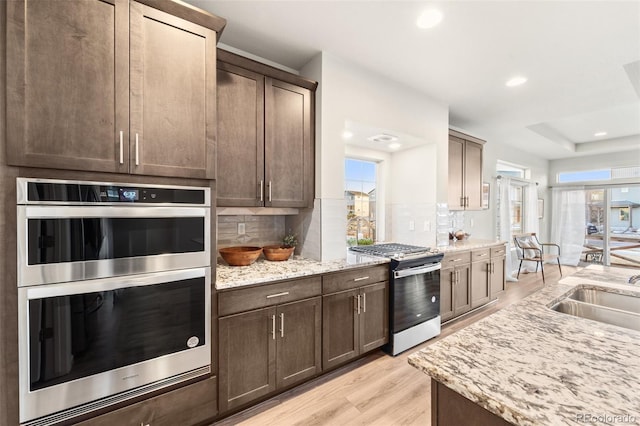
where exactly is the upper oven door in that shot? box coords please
[18,205,210,286]
[392,263,441,333]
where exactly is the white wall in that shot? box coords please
[461,132,550,242]
[301,52,449,260]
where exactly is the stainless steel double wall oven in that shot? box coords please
[17,178,212,425]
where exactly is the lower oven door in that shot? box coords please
[392,264,441,333]
[18,267,211,424]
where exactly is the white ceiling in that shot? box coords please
[188,0,640,160]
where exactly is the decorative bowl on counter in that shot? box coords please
[219,246,263,266]
[262,245,295,261]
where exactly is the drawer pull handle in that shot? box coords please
[119,131,124,164]
[266,291,289,299]
[450,258,462,262]
[354,276,369,282]
[271,314,276,340]
[477,253,488,257]
[280,313,285,338]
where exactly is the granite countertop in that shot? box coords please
[408,265,640,426]
[216,252,390,290]
[216,240,505,290]
[436,238,507,252]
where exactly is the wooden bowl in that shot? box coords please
[219,246,262,266]
[262,245,295,261]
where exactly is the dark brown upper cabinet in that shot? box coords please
[216,50,317,208]
[6,0,225,179]
[448,129,485,211]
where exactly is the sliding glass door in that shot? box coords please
[584,186,640,268]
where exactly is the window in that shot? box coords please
[497,161,528,236]
[558,169,611,183]
[345,158,376,245]
[510,184,524,234]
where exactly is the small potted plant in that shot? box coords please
[263,231,297,261]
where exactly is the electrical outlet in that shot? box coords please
[237,223,246,235]
[470,219,474,228]
[423,221,431,231]
[409,220,415,231]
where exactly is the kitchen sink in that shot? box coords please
[551,288,640,332]
[568,288,640,314]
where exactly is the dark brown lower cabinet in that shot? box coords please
[76,376,217,426]
[322,281,389,370]
[471,259,490,308]
[490,246,507,299]
[218,297,321,412]
[431,379,512,426]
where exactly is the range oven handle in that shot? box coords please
[394,263,441,279]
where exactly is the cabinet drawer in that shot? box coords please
[323,265,388,294]
[471,248,491,261]
[219,276,322,316]
[441,251,471,266]
[77,376,217,426]
[491,245,507,257]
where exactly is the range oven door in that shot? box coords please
[18,267,211,424]
[18,205,210,286]
[392,263,441,334]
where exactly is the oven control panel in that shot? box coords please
[21,179,207,205]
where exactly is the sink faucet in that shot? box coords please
[629,275,640,285]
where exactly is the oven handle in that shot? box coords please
[21,205,208,219]
[394,263,441,279]
[22,267,209,299]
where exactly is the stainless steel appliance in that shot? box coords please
[17,178,212,426]
[350,243,443,355]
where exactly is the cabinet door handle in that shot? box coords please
[460,197,465,207]
[356,294,361,314]
[119,131,124,164]
[354,276,369,282]
[135,133,139,166]
[271,314,276,340]
[362,292,366,313]
[268,181,272,202]
[280,313,284,338]
[266,291,289,299]
[260,180,264,202]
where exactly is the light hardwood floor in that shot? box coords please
[213,265,575,426]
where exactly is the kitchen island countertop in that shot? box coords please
[408,264,640,425]
[216,252,390,290]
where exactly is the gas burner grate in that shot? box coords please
[350,243,431,257]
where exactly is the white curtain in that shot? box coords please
[521,183,540,272]
[551,187,586,266]
[498,177,518,281]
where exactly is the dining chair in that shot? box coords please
[513,233,562,283]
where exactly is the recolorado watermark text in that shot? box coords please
[576,413,637,424]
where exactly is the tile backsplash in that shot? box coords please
[217,215,285,250]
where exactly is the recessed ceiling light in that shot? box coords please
[505,76,528,87]
[388,142,402,150]
[368,134,398,143]
[342,130,353,140]
[594,131,607,137]
[416,9,443,29]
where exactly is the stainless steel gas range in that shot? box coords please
[350,243,444,355]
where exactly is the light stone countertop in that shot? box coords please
[408,264,640,425]
[216,240,504,290]
[435,238,507,252]
[216,252,390,290]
